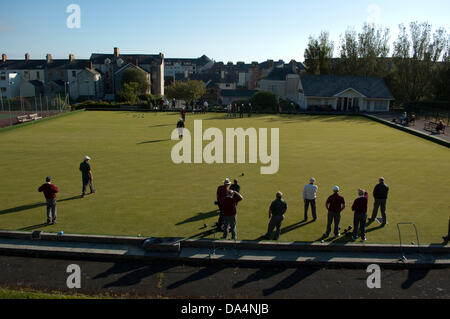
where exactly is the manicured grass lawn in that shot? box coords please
[0,111,448,244]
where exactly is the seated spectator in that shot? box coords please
[436,120,445,134]
[407,114,416,126]
[399,112,407,125]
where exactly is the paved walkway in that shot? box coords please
[372,113,450,142]
[0,236,448,268]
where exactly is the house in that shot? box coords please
[299,74,394,112]
[0,53,103,100]
[90,47,164,99]
[0,53,46,99]
[164,55,213,77]
[258,63,302,104]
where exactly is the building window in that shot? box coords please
[0,87,6,92]
[60,71,64,76]
[0,75,5,81]
[72,71,77,77]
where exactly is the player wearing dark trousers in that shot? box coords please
[369,177,389,225]
[324,186,345,238]
[80,156,95,197]
[263,192,288,240]
[38,177,59,225]
[221,190,243,240]
[303,178,318,221]
[216,179,231,231]
[352,190,369,241]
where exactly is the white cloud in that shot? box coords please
[367,3,381,25]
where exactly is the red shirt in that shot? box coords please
[38,183,58,199]
[217,185,228,203]
[221,195,242,217]
[352,193,369,214]
[326,193,345,213]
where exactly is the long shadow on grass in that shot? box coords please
[0,196,83,216]
[18,223,50,231]
[279,220,315,236]
[94,262,175,288]
[148,124,174,128]
[176,210,219,226]
[137,139,171,145]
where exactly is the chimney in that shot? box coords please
[25,53,30,61]
[69,54,75,62]
[1,54,6,62]
[227,61,233,66]
[114,47,120,58]
[268,60,274,68]
[46,54,53,63]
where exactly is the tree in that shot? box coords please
[250,91,277,112]
[304,31,334,75]
[338,23,390,77]
[116,82,138,103]
[391,22,448,103]
[166,80,206,105]
[121,68,150,95]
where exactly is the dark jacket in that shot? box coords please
[373,183,389,199]
[177,120,185,128]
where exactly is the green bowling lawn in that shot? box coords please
[0,111,448,244]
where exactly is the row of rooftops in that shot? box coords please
[0,47,306,72]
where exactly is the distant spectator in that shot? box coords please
[230,179,241,193]
[324,186,346,238]
[38,176,59,225]
[303,178,318,221]
[369,177,389,226]
[181,107,187,121]
[248,103,252,117]
[352,189,369,241]
[240,104,244,118]
[79,156,95,198]
[399,112,407,125]
[177,118,185,139]
[221,190,243,240]
[262,192,288,240]
[436,120,445,134]
[227,104,232,118]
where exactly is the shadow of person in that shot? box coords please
[401,269,430,289]
[176,210,219,226]
[280,220,315,236]
[167,266,226,290]
[263,268,318,296]
[0,203,46,216]
[18,223,50,231]
[233,268,286,289]
[137,139,171,145]
[95,263,174,288]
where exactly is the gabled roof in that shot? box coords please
[260,66,297,81]
[0,59,91,70]
[90,53,163,65]
[165,55,212,67]
[301,74,394,99]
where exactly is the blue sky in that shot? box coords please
[1,0,449,62]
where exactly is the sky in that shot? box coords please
[1,0,449,63]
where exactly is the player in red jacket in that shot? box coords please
[38,176,59,225]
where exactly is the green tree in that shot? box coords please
[116,82,138,103]
[391,22,447,103]
[304,31,334,75]
[166,80,206,105]
[121,68,150,95]
[250,91,277,112]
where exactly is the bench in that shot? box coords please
[17,114,43,123]
[424,121,446,134]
